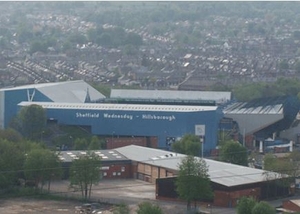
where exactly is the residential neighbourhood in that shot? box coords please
[1,2,300,90]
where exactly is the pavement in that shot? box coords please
[50,179,237,214]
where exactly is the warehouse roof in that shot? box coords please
[18,101,218,113]
[1,80,105,103]
[110,89,231,105]
[58,150,129,162]
[115,145,280,187]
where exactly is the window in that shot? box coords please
[113,172,116,176]
[121,166,125,172]
[117,172,121,176]
[103,172,107,177]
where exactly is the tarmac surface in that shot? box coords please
[50,179,237,214]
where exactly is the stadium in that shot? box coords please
[0,80,230,154]
[1,80,300,155]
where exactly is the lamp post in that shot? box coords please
[200,135,205,158]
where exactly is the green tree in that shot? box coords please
[125,32,143,46]
[263,153,293,197]
[0,139,25,191]
[136,202,163,214]
[68,33,87,44]
[24,148,62,192]
[74,138,88,150]
[113,203,130,214]
[237,197,257,214]
[18,104,47,140]
[176,155,213,211]
[62,41,72,52]
[0,128,23,143]
[69,151,101,200]
[172,134,201,156]
[96,32,112,47]
[219,140,248,166]
[294,61,300,73]
[279,59,289,70]
[88,136,102,150]
[288,150,300,179]
[233,83,265,101]
[251,201,275,214]
[29,41,48,54]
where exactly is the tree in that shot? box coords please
[172,134,201,156]
[278,59,289,70]
[69,151,101,200]
[0,128,23,143]
[219,140,248,166]
[18,104,47,140]
[237,197,257,214]
[88,136,102,150]
[125,32,143,46]
[176,155,213,211]
[0,139,25,191]
[295,61,300,73]
[74,138,88,150]
[29,41,48,54]
[136,202,163,214]
[263,153,293,198]
[251,201,275,214]
[113,203,130,214]
[24,148,62,192]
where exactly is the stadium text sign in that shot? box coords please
[75,112,176,121]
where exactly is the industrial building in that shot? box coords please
[59,145,287,208]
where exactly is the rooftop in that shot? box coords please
[110,89,231,105]
[1,80,105,103]
[115,145,280,187]
[18,101,218,112]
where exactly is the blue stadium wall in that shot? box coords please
[4,89,52,127]
[46,107,223,153]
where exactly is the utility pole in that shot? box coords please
[200,135,205,158]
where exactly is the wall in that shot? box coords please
[214,187,260,207]
[136,162,175,183]
[283,200,300,212]
[106,136,157,149]
[101,163,132,179]
[46,107,223,153]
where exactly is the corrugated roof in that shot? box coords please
[18,101,218,112]
[1,80,105,103]
[58,150,128,162]
[115,145,185,162]
[223,96,287,135]
[223,96,286,115]
[116,145,280,187]
[110,89,231,105]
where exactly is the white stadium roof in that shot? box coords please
[18,101,218,113]
[0,80,105,103]
[223,97,286,135]
[115,145,280,187]
[110,89,231,105]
